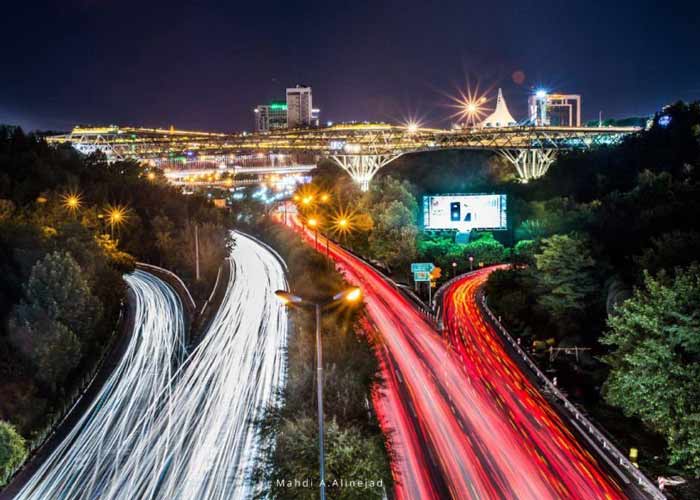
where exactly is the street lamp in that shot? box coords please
[274,286,363,500]
[105,204,128,240]
[469,255,474,271]
[61,192,82,215]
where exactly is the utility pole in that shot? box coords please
[315,303,325,500]
[195,223,200,281]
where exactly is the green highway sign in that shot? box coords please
[413,271,431,282]
[411,262,435,273]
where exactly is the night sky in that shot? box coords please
[3,0,699,132]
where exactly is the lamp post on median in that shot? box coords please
[274,287,363,500]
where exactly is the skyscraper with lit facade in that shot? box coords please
[286,85,313,128]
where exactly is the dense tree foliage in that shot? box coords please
[0,126,231,461]
[534,234,598,326]
[602,266,700,475]
[484,101,700,477]
[7,251,97,390]
[0,420,26,486]
[293,175,419,277]
[418,231,507,276]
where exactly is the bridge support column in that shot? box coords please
[331,154,400,191]
[499,149,556,182]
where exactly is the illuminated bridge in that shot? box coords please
[47,123,638,190]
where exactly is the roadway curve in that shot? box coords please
[289,217,626,499]
[93,231,288,499]
[442,268,627,499]
[15,232,288,499]
[15,270,188,499]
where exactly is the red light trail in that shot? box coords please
[287,214,626,499]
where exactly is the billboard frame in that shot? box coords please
[421,192,508,233]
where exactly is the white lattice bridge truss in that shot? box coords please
[47,123,638,190]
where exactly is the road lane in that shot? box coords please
[101,231,288,499]
[16,232,288,500]
[443,269,628,499]
[15,270,187,500]
[289,215,626,499]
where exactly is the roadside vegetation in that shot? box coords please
[293,102,700,493]
[0,126,230,485]
[482,101,700,489]
[245,218,393,499]
[299,162,510,286]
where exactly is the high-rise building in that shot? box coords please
[528,92,581,127]
[286,85,313,128]
[253,101,288,132]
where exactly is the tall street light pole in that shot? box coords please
[275,287,362,500]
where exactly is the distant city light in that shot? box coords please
[658,115,671,127]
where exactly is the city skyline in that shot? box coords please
[2,0,700,132]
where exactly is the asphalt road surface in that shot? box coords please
[15,270,188,499]
[290,215,627,500]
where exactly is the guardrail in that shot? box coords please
[2,304,125,489]
[135,262,197,313]
[478,292,665,500]
[325,238,441,329]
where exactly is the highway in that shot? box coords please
[290,216,626,499]
[15,270,188,499]
[15,233,288,499]
[443,269,628,499]
[92,231,288,499]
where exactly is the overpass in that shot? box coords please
[47,123,638,190]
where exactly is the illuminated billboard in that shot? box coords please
[422,194,507,231]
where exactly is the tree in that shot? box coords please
[0,420,27,486]
[461,232,506,265]
[260,418,390,500]
[368,200,418,271]
[7,251,100,389]
[534,234,598,323]
[513,239,537,265]
[18,251,102,341]
[8,313,81,388]
[602,265,700,475]
[484,268,539,337]
[152,215,175,266]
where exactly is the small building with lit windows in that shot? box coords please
[253,101,288,132]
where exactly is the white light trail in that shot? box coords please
[16,232,288,499]
[16,270,188,499]
[106,232,288,499]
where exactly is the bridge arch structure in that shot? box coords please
[48,123,638,190]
